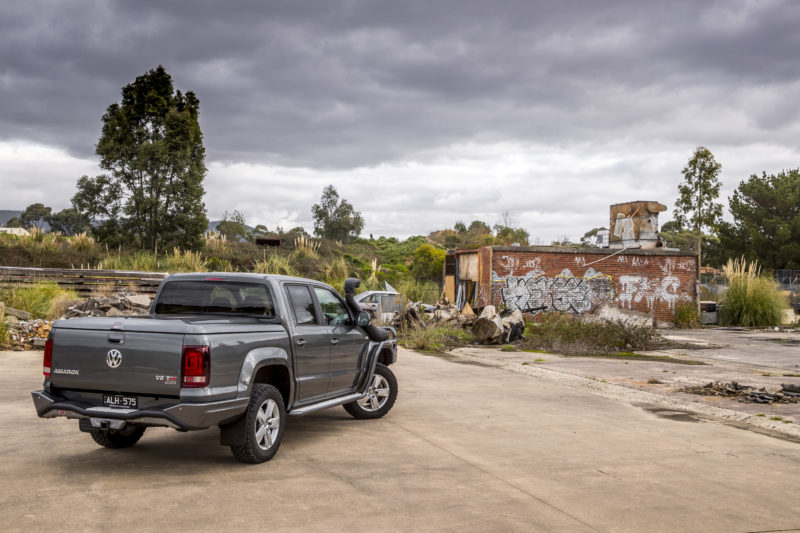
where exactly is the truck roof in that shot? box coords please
[165,272,326,284]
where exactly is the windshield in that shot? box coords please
[154,280,276,318]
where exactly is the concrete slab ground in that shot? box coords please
[2,347,800,532]
[456,328,800,426]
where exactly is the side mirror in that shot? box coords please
[356,310,371,327]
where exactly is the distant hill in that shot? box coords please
[0,210,22,226]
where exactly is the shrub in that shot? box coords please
[522,313,666,355]
[673,302,699,328]
[0,282,78,320]
[206,257,234,272]
[719,257,786,327]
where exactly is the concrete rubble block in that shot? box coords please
[123,294,152,308]
[501,309,525,343]
[582,302,654,328]
[433,305,459,323]
[62,291,153,319]
[473,305,505,344]
[4,306,32,321]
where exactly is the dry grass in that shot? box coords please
[204,230,228,253]
[253,252,298,276]
[164,248,207,272]
[720,257,786,327]
[68,232,97,252]
[294,235,320,255]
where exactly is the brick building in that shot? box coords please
[444,245,698,322]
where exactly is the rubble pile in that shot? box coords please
[680,381,800,404]
[472,306,525,345]
[4,319,52,350]
[390,301,524,346]
[64,292,152,318]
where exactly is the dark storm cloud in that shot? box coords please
[3,0,800,167]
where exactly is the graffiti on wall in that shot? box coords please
[615,258,692,311]
[500,268,614,315]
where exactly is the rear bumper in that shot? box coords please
[31,390,249,430]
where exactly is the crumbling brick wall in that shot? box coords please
[487,247,697,322]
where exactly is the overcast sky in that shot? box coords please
[1,0,799,243]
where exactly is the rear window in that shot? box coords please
[155,281,276,317]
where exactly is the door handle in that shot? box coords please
[296,339,306,346]
[331,338,339,345]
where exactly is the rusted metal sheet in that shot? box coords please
[457,253,479,281]
[609,201,667,248]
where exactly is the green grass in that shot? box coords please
[394,279,440,303]
[500,344,516,352]
[0,282,79,320]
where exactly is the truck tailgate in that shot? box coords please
[51,327,184,396]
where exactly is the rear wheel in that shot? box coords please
[344,363,398,420]
[230,384,286,464]
[90,425,146,449]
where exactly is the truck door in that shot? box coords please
[285,284,330,400]
[312,286,366,394]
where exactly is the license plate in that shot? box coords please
[103,394,138,409]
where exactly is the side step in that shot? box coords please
[288,393,363,416]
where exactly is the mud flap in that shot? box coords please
[219,414,247,447]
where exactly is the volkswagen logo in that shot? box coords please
[106,349,123,368]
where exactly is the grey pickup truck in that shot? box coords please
[32,273,398,463]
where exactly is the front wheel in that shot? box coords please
[344,363,398,420]
[230,384,286,464]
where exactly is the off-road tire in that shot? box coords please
[344,363,398,420]
[90,425,146,449]
[230,384,286,464]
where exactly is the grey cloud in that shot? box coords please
[3,0,800,168]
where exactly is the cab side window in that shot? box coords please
[314,288,351,326]
[286,285,319,325]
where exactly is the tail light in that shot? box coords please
[181,345,210,388]
[43,338,53,378]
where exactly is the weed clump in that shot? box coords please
[522,313,667,355]
[719,257,786,327]
[399,323,475,353]
[673,302,699,328]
